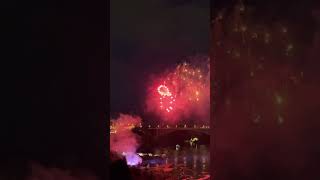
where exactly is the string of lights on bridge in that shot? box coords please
[110,124,210,134]
[143,124,210,129]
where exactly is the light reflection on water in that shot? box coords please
[139,145,210,179]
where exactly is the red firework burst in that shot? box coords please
[146,58,210,122]
[157,84,176,113]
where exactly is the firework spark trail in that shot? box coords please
[146,56,210,123]
[110,114,142,166]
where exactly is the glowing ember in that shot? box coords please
[157,84,176,113]
[157,85,172,96]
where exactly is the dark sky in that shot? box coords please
[110,0,209,116]
[0,0,107,178]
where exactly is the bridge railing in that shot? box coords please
[139,124,210,129]
[110,124,210,131]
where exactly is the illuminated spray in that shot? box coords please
[110,114,142,166]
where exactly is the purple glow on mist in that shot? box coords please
[125,153,142,166]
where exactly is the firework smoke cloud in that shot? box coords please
[145,55,210,123]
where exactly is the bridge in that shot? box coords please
[138,125,210,137]
[110,123,210,137]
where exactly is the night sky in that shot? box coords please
[0,0,107,179]
[110,0,209,116]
